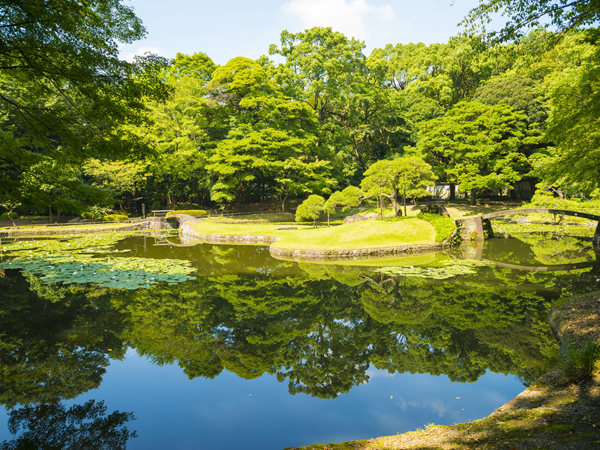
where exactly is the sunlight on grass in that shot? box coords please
[190,217,436,250]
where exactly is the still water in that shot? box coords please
[0,231,598,449]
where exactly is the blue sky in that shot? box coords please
[120,0,487,65]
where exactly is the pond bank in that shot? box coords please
[0,222,147,238]
[284,291,600,450]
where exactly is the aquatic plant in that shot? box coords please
[374,259,490,279]
[0,233,196,289]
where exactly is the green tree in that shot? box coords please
[394,156,437,216]
[206,57,334,209]
[463,0,600,43]
[295,195,325,227]
[414,101,535,204]
[324,186,363,225]
[0,0,170,210]
[531,31,600,193]
[83,159,147,212]
[360,160,395,218]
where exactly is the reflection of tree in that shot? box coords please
[483,233,597,266]
[0,271,126,408]
[5,237,594,402]
[117,253,566,396]
[0,400,136,450]
[358,268,559,384]
[511,234,596,265]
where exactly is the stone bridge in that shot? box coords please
[456,208,600,245]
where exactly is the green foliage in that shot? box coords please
[103,214,129,222]
[166,210,207,217]
[414,101,535,204]
[560,337,600,383]
[295,195,325,227]
[0,212,17,219]
[417,213,457,242]
[175,203,203,210]
[531,31,600,193]
[85,205,112,221]
[463,0,600,43]
[473,74,548,125]
[0,0,170,211]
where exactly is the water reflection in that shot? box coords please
[0,232,598,411]
[0,400,136,450]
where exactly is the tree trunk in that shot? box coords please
[449,183,456,201]
[48,206,52,223]
[403,187,407,217]
[393,188,400,216]
[470,188,477,206]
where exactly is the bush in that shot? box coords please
[81,212,94,219]
[0,212,18,219]
[166,210,207,217]
[417,213,456,242]
[175,203,203,210]
[560,337,600,383]
[103,214,129,222]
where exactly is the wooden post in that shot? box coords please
[594,221,600,249]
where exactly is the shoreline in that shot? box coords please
[284,291,600,450]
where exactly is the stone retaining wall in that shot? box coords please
[180,219,278,245]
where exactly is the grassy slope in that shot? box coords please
[189,217,436,251]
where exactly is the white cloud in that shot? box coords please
[123,46,166,63]
[281,0,395,40]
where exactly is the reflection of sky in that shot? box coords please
[0,350,525,450]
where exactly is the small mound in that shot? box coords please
[271,218,436,251]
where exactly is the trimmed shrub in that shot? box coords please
[0,212,18,219]
[81,212,94,219]
[103,214,129,222]
[417,213,456,242]
[167,210,207,217]
[175,203,203,210]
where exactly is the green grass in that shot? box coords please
[189,217,437,251]
[417,213,456,242]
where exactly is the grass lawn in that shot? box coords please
[189,217,436,250]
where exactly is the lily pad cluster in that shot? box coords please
[0,233,196,290]
[375,259,490,279]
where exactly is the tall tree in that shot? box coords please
[413,101,535,204]
[0,0,170,210]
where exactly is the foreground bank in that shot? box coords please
[284,292,600,450]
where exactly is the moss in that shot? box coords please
[545,424,573,433]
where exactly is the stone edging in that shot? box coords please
[179,219,458,261]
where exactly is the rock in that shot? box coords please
[343,214,366,224]
[420,204,450,217]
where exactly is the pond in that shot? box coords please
[0,229,599,449]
